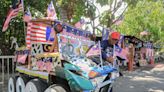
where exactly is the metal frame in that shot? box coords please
[0,56,15,84]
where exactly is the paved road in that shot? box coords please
[114,63,164,92]
[0,79,8,92]
[1,63,164,92]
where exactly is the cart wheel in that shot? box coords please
[25,79,48,92]
[16,76,29,92]
[100,75,113,92]
[8,76,17,92]
[100,85,113,92]
[44,84,68,92]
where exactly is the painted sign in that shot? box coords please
[57,34,95,59]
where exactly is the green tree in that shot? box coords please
[96,0,139,28]
[0,0,96,55]
[117,0,164,44]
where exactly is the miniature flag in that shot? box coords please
[23,7,32,22]
[74,19,85,29]
[113,16,123,26]
[115,46,128,61]
[47,1,57,20]
[2,0,23,32]
[17,54,27,64]
[86,42,101,57]
[102,28,110,40]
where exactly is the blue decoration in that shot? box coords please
[46,26,54,41]
[74,29,78,35]
[67,26,72,33]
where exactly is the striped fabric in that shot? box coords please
[86,42,101,57]
[74,19,85,29]
[2,0,23,32]
[26,22,53,49]
[23,7,32,22]
[47,1,57,20]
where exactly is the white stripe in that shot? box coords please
[26,40,31,43]
[31,25,47,30]
[27,31,31,34]
[30,33,46,37]
[30,29,46,34]
[26,36,31,39]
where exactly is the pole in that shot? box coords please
[21,0,27,45]
[99,41,103,67]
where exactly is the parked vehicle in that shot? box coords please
[8,19,120,92]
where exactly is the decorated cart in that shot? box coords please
[8,19,120,92]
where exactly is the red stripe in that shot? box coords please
[32,22,47,27]
[31,40,47,42]
[30,35,45,39]
[26,38,31,40]
[26,42,31,44]
[30,27,46,32]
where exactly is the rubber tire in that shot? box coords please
[16,76,29,92]
[25,79,48,92]
[99,75,113,92]
[99,84,113,92]
[44,84,68,92]
[8,76,17,92]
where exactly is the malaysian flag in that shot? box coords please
[74,19,85,29]
[2,0,23,32]
[23,7,31,22]
[102,28,110,40]
[115,48,128,61]
[47,1,57,20]
[26,22,54,49]
[113,15,123,26]
[86,42,101,57]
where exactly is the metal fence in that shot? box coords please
[0,56,15,84]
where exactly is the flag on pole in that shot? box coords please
[47,1,57,20]
[23,7,32,22]
[86,42,101,57]
[102,28,111,40]
[113,15,123,26]
[74,19,85,29]
[2,0,23,32]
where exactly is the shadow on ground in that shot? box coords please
[114,63,164,92]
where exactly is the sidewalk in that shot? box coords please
[114,63,164,92]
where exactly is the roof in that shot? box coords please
[124,35,144,45]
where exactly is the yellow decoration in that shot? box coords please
[16,46,27,51]
[36,52,60,59]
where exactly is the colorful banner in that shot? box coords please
[57,34,95,58]
[54,20,92,39]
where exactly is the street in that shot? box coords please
[1,63,164,92]
[114,63,164,92]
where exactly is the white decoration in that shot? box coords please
[10,37,19,50]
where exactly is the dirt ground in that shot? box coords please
[1,63,164,92]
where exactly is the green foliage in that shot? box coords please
[0,0,96,55]
[117,0,164,44]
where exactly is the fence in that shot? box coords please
[0,56,15,84]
